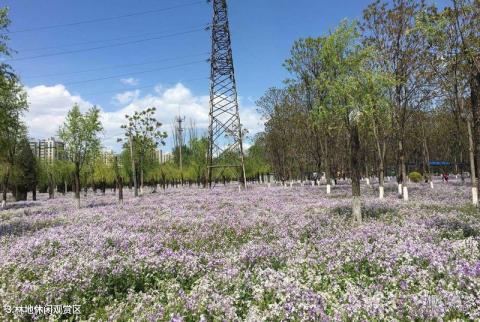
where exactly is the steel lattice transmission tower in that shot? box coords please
[207,0,247,188]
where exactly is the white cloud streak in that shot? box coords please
[24,83,263,152]
[120,78,139,86]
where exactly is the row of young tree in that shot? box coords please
[0,5,269,209]
[1,98,270,208]
[0,7,32,207]
[256,0,480,222]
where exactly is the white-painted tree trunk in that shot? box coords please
[311,181,314,186]
[379,186,384,199]
[403,186,409,201]
[366,178,370,186]
[290,181,293,187]
[430,181,434,189]
[472,187,478,207]
[1,200,5,209]
[326,184,331,194]
[352,196,362,224]
[398,183,403,195]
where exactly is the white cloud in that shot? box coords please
[113,90,140,105]
[24,83,264,152]
[120,78,139,86]
[25,84,93,139]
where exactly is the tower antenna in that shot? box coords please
[175,115,185,185]
[207,0,247,188]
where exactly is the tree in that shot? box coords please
[417,0,479,205]
[113,156,124,203]
[362,0,435,200]
[244,134,271,181]
[284,38,332,186]
[119,107,166,197]
[0,78,28,206]
[12,138,36,201]
[450,0,479,206]
[92,156,115,195]
[59,104,102,208]
[312,20,384,223]
[361,59,395,199]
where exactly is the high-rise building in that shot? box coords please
[155,149,173,164]
[30,137,65,163]
[101,149,115,165]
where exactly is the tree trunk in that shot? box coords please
[350,123,362,224]
[15,186,27,201]
[470,71,480,207]
[74,163,81,209]
[2,166,10,205]
[48,172,55,199]
[113,156,123,203]
[372,120,385,199]
[324,137,332,194]
[421,122,432,187]
[130,137,138,197]
[399,138,408,200]
[32,184,37,201]
[140,153,144,195]
[118,179,123,203]
[467,118,478,206]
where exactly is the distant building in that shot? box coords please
[30,137,65,163]
[156,149,173,164]
[101,149,115,165]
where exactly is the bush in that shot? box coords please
[408,171,423,183]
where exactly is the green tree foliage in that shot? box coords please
[59,104,102,208]
[119,107,167,197]
[244,134,270,180]
[416,0,480,205]
[92,157,115,194]
[11,138,36,201]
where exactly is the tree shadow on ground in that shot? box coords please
[0,202,38,212]
[332,205,398,220]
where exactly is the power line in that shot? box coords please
[23,52,210,79]
[6,27,209,62]
[20,25,209,53]
[8,1,204,34]
[61,59,207,86]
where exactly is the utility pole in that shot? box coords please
[176,115,185,185]
[207,0,247,188]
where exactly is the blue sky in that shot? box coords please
[3,0,449,151]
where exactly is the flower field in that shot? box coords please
[1,180,479,321]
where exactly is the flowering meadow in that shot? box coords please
[1,180,479,321]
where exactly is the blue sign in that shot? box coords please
[430,161,450,166]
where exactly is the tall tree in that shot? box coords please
[313,20,384,223]
[59,104,102,208]
[417,0,479,205]
[362,0,434,200]
[451,0,480,206]
[12,138,36,201]
[119,107,166,197]
[0,78,28,206]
